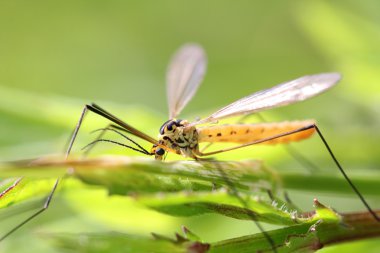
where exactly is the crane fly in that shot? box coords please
[2,44,377,251]
[65,44,378,225]
[63,44,379,253]
[69,45,337,161]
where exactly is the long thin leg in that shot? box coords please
[5,104,151,243]
[284,145,319,173]
[66,104,158,158]
[66,106,88,158]
[202,113,319,173]
[82,125,109,156]
[0,179,59,242]
[195,124,316,156]
[195,124,380,222]
[90,103,157,144]
[84,125,151,156]
[254,114,319,173]
[313,126,380,222]
[82,139,151,156]
[200,142,213,153]
[199,114,258,153]
[210,161,278,253]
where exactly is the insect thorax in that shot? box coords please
[154,119,198,158]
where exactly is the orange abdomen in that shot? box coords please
[197,120,315,145]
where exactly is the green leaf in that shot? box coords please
[45,205,380,253]
[47,232,206,253]
[0,178,58,209]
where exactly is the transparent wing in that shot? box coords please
[189,73,341,126]
[167,44,207,119]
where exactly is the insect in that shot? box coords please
[2,44,377,250]
[65,44,378,225]
[69,45,336,161]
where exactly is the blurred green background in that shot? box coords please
[0,0,379,252]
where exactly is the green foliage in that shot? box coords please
[1,1,380,252]
[1,157,380,252]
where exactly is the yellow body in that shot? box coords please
[197,120,315,145]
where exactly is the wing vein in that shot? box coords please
[189,73,341,126]
[166,44,207,119]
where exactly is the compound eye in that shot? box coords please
[155,147,165,156]
[159,119,171,134]
[167,121,177,131]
